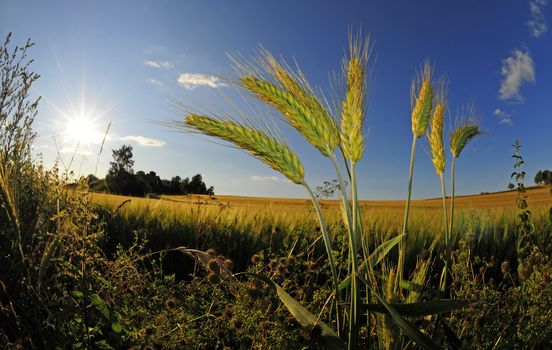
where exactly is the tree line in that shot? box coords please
[87,145,214,197]
[534,169,552,185]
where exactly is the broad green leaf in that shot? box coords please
[237,272,345,349]
[339,234,403,290]
[91,293,110,319]
[111,322,122,333]
[362,299,471,317]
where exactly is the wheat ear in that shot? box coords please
[340,34,370,163]
[411,61,434,138]
[185,114,304,185]
[450,124,480,158]
[428,82,446,175]
[241,75,339,157]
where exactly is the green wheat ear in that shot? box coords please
[450,124,480,158]
[411,61,434,138]
[185,114,305,185]
[239,53,339,158]
[428,82,446,175]
[340,34,370,163]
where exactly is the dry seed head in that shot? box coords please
[185,114,304,184]
[411,61,434,138]
[428,84,446,175]
[340,34,370,162]
[207,259,220,275]
[241,75,339,157]
[450,124,480,158]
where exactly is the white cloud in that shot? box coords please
[149,78,163,86]
[493,108,513,125]
[120,135,166,147]
[59,147,93,156]
[250,175,280,182]
[177,73,227,89]
[144,59,173,69]
[499,49,535,102]
[528,0,548,38]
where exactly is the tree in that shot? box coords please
[106,145,141,195]
[543,170,552,185]
[535,170,543,184]
[508,182,515,190]
[170,176,182,194]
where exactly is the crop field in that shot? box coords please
[2,14,552,349]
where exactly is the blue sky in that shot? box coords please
[1,0,550,199]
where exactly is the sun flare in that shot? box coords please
[63,115,105,146]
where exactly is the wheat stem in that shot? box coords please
[439,173,450,295]
[303,183,338,289]
[449,157,456,254]
[397,134,417,294]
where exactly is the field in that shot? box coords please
[94,184,552,217]
[2,26,552,349]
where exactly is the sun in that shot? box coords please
[64,115,105,146]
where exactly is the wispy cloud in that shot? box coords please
[144,59,173,69]
[528,0,548,38]
[250,175,280,182]
[499,49,535,102]
[59,147,93,156]
[149,78,163,86]
[493,108,513,125]
[177,73,227,89]
[120,135,166,147]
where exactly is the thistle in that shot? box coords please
[184,114,305,185]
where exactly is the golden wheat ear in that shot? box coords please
[184,114,305,185]
[411,61,434,138]
[449,124,481,158]
[237,50,340,158]
[428,80,446,175]
[340,33,370,163]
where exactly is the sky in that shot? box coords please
[1,0,550,199]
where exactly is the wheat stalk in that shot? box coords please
[184,114,305,185]
[397,61,434,295]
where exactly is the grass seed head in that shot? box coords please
[241,73,339,157]
[411,61,434,138]
[428,83,446,175]
[185,114,305,185]
[340,34,370,162]
[450,124,481,158]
